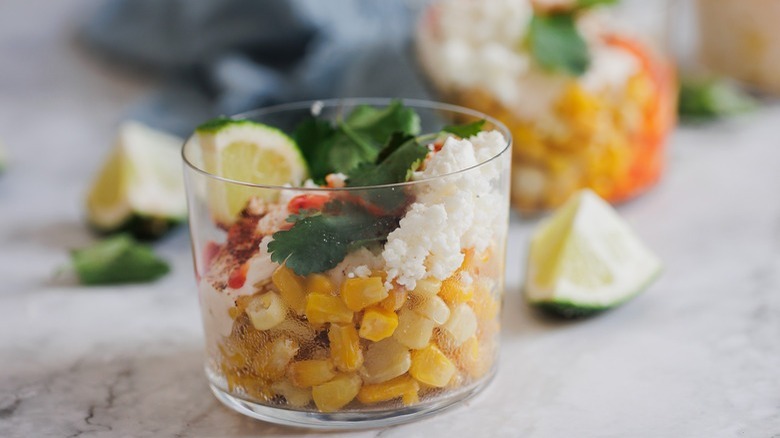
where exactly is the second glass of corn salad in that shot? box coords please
[416,0,676,214]
[182,99,511,428]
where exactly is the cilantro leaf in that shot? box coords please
[344,100,421,147]
[678,76,757,120]
[292,100,422,181]
[293,117,337,181]
[268,202,399,276]
[348,133,428,187]
[528,13,589,76]
[345,133,428,213]
[442,119,486,138]
[70,234,170,285]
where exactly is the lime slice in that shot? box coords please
[524,189,662,317]
[195,118,308,226]
[86,121,186,240]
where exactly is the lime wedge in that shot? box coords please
[524,189,662,317]
[194,118,308,226]
[86,121,186,240]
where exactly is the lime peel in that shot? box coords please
[194,119,308,226]
[86,121,187,240]
[524,189,662,317]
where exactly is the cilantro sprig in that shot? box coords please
[526,0,619,76]
[294,100,421,182]
[268,202,399,276]
[270,102,486,276]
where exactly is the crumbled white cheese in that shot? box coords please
[327,247,384,286]
[382,131,507,290]
[417,0,639,120]
[351,265,373,278]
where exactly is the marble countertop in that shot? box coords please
[1,1,779,437]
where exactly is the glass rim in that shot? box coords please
[181,97,512,192]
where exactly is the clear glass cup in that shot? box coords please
[182,98,511,429]
[416,0,677,214]
[670,0,780,96]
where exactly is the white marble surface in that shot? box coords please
[1,1,780,437]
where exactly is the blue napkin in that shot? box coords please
[82,0,433,135]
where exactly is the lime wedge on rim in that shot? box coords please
[86,121,186,240]
[524,189,662,317]
[195,118,308,226]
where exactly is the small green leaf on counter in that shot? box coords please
[442,119,486,139]
[70,234,170,285]
[528,14,589,76]
[678,77,758,120]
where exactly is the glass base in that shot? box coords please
[208,370,496,430]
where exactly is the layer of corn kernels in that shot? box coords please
[216,250,501,413]
[443,70,669,214]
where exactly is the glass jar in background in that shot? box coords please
[182,99,511,428]
[416,0,676,214]
[693,0,780,95]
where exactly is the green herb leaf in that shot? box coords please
[70,234,170,285]
[678,77,758,120]
[348,133,428,187]
[442,119,486,138]
[344,101,421,147]
[292,100,422,181]
[576,0,618,9]
[528,13,589,76]
[293,117,337,181]
[268,202,399,276]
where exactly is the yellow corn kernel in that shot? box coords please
[269,317,317,343]
[393,307,434,349]
[357,375,420,405]
[329,324,364,372]
[402,389,419,406]
[379,288,407,311]
[410,278,441,297]
[305,293,353,325]
[271,380,312,407]
[311,374,362,412]
[361,338,411,384]
[272,265,307,315]
[439,276,474,304]
[245,291,288,331]
[459,249,475,272]
[341,276,388,311]
[471,280,500,321]
[251,337,298,380]
[456,336,490,379]
[306,273,334,295]
[441,303,478,347]
[229,295,253,320]
[409,344,456,388]
[359,306,399,342]
[410,295,450,325]
[238,375,274,401]
[288,359,337,388]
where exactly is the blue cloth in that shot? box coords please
[82,0,433,136]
